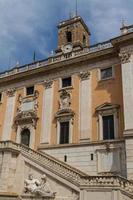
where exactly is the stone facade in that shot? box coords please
[0,16,133,199]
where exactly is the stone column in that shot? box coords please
[41,80,53,144]
[120,46,133,179]
[2,89,16,141]
[79,72,91,142]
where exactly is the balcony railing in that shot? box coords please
[0,59,49,79]
[1,23,133,81]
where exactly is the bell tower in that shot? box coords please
[57,16,91,53]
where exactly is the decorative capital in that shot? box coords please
[6,88,16,97]
[44,80,53,89]
[119,51,131,64]
[79,71,90,80]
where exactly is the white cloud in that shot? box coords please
[0,0,132,71]
[73,0,133,41]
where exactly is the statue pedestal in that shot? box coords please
[21,194,55,200]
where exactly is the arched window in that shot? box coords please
[66,31,72,43]
[21,129,30,147]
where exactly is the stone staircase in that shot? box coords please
[1,141,133,198]
[0,141,86,186]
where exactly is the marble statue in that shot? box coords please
[24,174,41,194]
[24,173,54,197]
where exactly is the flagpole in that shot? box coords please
[33,51,36,62]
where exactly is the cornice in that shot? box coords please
[0,193,18,197]
[58,16,90,35]
[38,139,124,150]
[111,32,133,47]
[0,47,115,86]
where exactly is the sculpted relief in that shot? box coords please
[24,173,79,199]
[119,51,131,64]
[24,173,55,197]
[59,89,71,110]
[13,91,39,130]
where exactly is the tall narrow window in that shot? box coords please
[60,121,69,144]
[102,115,114,140]
[21,129,30,146]
[66,31,72,43]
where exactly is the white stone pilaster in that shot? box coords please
[120,47,133,180]
[41,80,53,144]
[120,51,133,131]
[79,72,91,142]
[2,89,16,141]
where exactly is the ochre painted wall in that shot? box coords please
[0,93,7,140]
[0,64,124,148]
[34,84,44,149]
[11,88,24,141]
[91,65,124,141]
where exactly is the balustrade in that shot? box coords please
[0,141,133,194]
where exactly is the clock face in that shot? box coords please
[62,44,73,54]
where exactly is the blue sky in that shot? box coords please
[0,0,132,72]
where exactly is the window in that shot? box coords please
[102,115,114,140]
[62,77,72,88]
[96,103,119,140]
[60,121,69,144]
[55,108,74,145]
[66,31,72,43]
[83,35,86,46]
[100,67,113,80]
[64,155,67,162]
[21,129,30,146]
[91,154,94,161]
[26,86,34,96]
[0,93,2,102]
